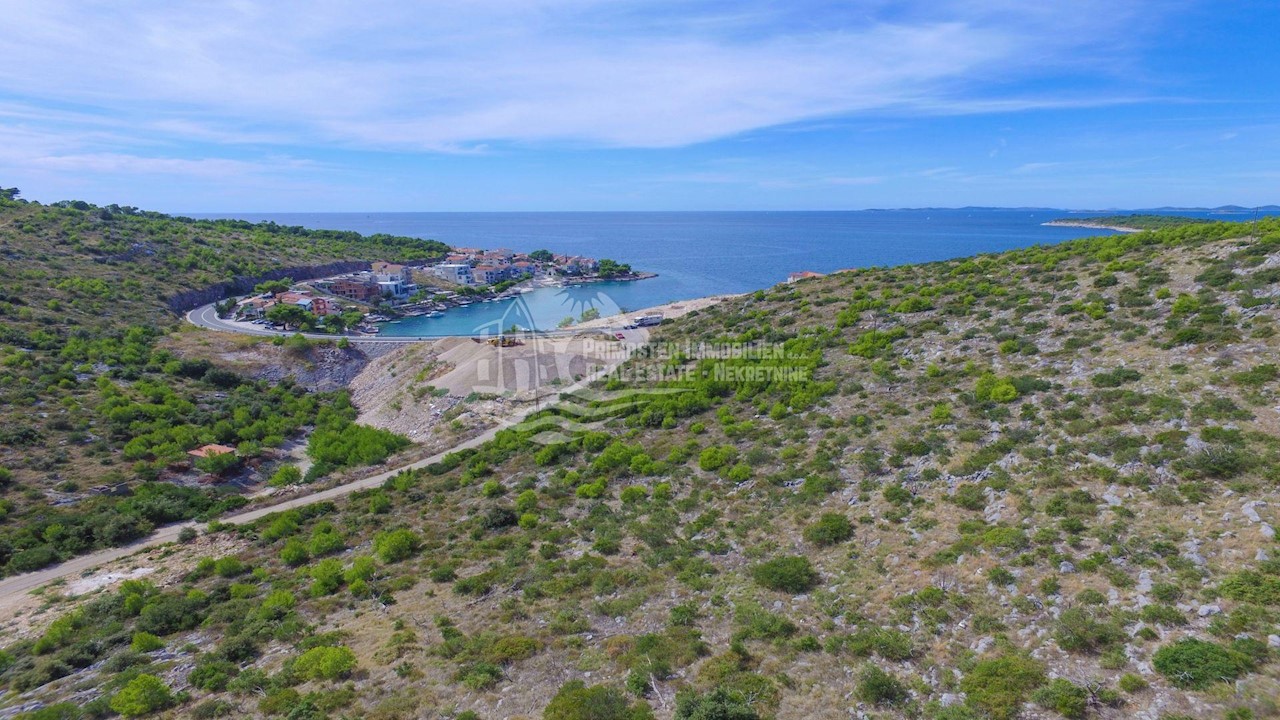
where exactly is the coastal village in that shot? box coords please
[223,247,648,334]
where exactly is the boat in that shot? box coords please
[388,320,401,324]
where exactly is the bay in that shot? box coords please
[189,209,1236,336]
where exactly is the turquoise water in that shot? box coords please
[382,283,644,337]
[192,209,1262,336]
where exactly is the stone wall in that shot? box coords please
[166,260,372,313]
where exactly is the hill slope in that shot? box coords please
[3,208,1280,719]
[0,193,449,576]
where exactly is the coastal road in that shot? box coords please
[187,303,420,343]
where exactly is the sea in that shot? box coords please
[190,208,1270,337]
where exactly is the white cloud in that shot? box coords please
[0,0,1170,152]
[27,153,313,178]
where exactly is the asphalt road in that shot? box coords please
[186,303,420,343]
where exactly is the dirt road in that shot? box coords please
[0,344,637,609]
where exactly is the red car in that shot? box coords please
[615,332,626,340]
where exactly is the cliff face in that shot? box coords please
[166,260,371,312]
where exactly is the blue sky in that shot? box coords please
[0,0,1276,211]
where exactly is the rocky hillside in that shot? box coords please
[3,216,1280,720]
[0,193,446,577]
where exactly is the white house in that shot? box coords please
[432,263,474,285]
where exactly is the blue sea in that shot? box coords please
[191,209,1264,337]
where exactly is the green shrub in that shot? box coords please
[698,446,736,472]
[190,656,238,691]
[129,632,163,653]
[825,626,915,661]
[1054,607,1125,653]
[1152,638,1253,689]
[951,484,987,511]
[620,486,648,504]
[1218,569,1280,605]
[15,702,83,720]
[673,687,758,720]
[751,556,819,593]
[544,680,654,720]
[280,538,309,567]
[883,484,913,505]
[803,513,854,545]
[293,645,357,681]
[1032,678,1088,719]
[374,528,422,563]
[975,373,1019,403]
[457,661,503,690]
[981,526,1028,551]
[1140,604,1187,626]
[308,525,346,557]
[959,654,1046,720]
[309,558,345,596]
[269,465,303,487]
[726,463,752,483]
[856,664,908,706]
[1117,673,1148,692]
[109,674,175,717]
[213,556,246,578]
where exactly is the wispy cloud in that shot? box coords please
[0,0,1172,152]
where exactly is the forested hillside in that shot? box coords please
[0,191,443,576]
[4,211,1280,719]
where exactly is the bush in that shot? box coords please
[951,483,987,511]
[544,680,654,720]
[269,465,303,487]
[293,645,357,681]
[1118,673,1148,692]
[1032,678,1088,719]
[109,674,175,717]
[129,632,163,653]
[673,687,759,720]
[975,373,1019,403]
[698,445,736,472]
[1054,607,1124,653]
[1152,638,1253,690]
[959,654,1046,720]
[307,421,410,469]
[374,528,421,563]
[309,558,344,596]
[856,664,908,706]
[620,486,648,504]
[1218,569,1280,605]
[280,538,309,567]
[213,556,246,578]
[751,556,819,593]
[803,513,854,546]
[457,661,503,690]
[981,526,1028,551]
[190,656,238,691]
[15,703,83,720]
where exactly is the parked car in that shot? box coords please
[615,332,626,340]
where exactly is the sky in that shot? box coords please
[0,0,1277,212]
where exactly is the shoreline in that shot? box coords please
[572,292,741,331]
[1042,220,1141,233]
